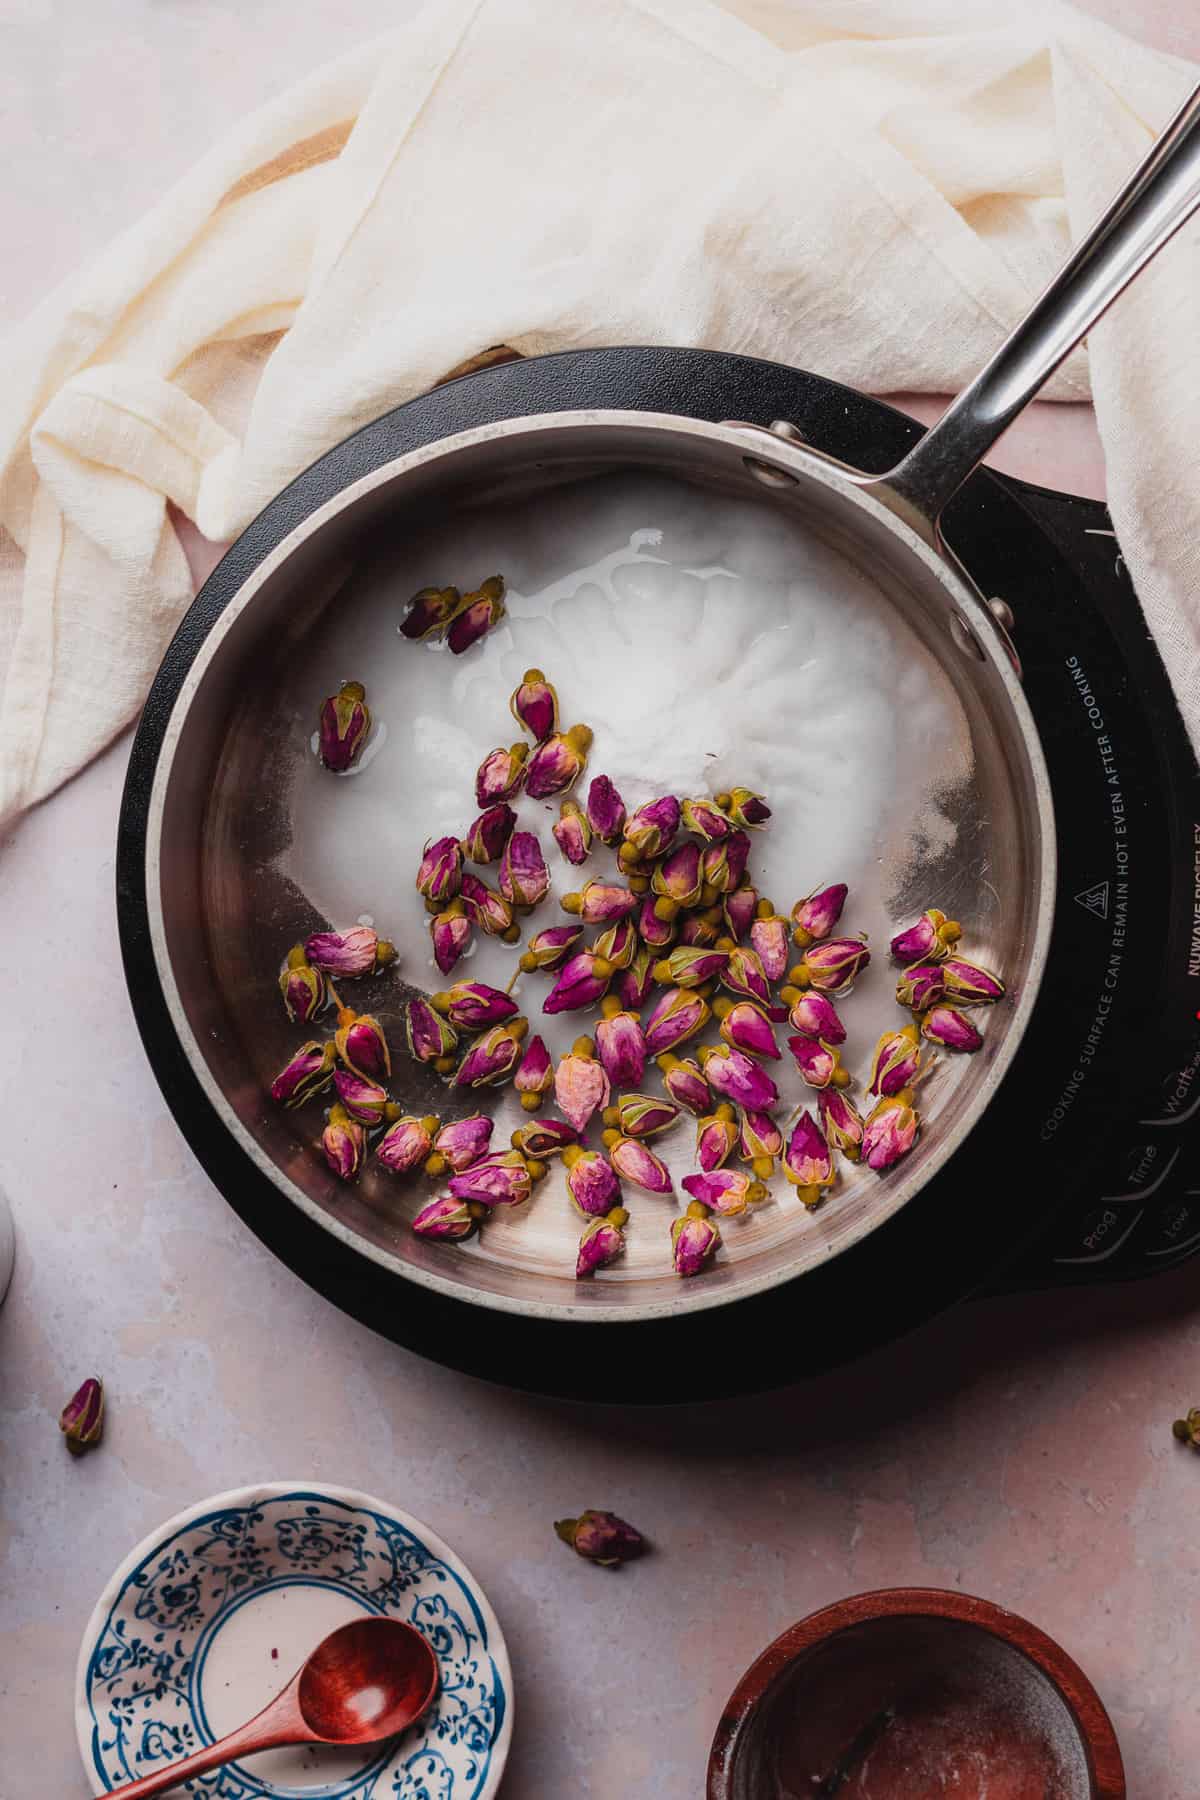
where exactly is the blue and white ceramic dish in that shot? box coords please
[75,1482,512,1799]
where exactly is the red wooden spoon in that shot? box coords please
[107,1616,440,1798]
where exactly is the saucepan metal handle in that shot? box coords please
[862,80,1200,543]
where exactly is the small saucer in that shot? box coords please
[75,1482,511,1798]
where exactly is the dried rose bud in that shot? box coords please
[519,924,584,972]
[784,989,846,1044]
[454,1018,528,1089]
[788,1035,849,1092]
[416,836,462,907]
[406,998,459,1070]
[699,1043,779,1111]
[723,884,759,941]
[412,1193,483,1242]
[592,919,638,972]
[475,742,529,809]
[605,1134,672,1195]
[525,723,594,799]
[543,951,616,1015]
[333,1069,395,1125]
[652,945,729,988]
[510,666,559,742]
[432,981,518,1031]
[643,986,710,1056]
[783,1110,834,1207]
[681,1168,767,1217]
[514,1118,579,1158]
[561,878,638,925]
[449,1149,536,1208]
[721,942,771,1006]
[461,802,517,864]
[305,926,396,978]
[447,574,506,654]
[318,680,370,772]
[790,935,871,994]
[514,1034,554,1111]
[562,1144,622,1216]
[895,961,946,1011]
[586,774,626,845]
[681,796,731,841]
[430,1113,494,1173]
[596,996,647,1087]
[637,893,677,948]
[624,795,681,861]
[740,1108,783,1180]
[749,904,790,982]
[1172,1408,1200,1449]
[400,584,461,641]
[657,1054,710,1115]
[862,1091,920,1170]
[499,830,550,909]
[890,907,962,964]
[618,947,655,1010]
[322,1103,366,1181]
[672,1201,721,1275]
[334,1003,391,1082]
[271,1039,337,1107]
[651,842,703,918]
[555,1037,611,1131]
[59,1377,104,1455]
[680,913,721,949]
[555,1508,644,1565]
[279,945,326,1024]
[941,956,1006,1006]
[553,799,593,867]
[376,1112,441,1174]
[576,1208,629,1277]
[431,901,472,976]
[696,1102,739,1172]
[868,1023,922,1099]
[716,787,770,829]
[702,831,750,896]
[459,873,520,942]
[713,998,780,1061]
[819,1087,865,1161]
[922,1005,984,1052]
[611,1092,682,1138]
[791,882,848,947]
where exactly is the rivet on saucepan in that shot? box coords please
[949,611,986,661]
[741,454,799,489]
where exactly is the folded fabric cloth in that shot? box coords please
[1,0,1197,829]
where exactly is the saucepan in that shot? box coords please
[119,87,1200,1354]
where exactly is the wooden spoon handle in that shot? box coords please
[104,1687,311,1797]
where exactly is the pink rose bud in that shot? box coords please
[334,1006,390,1082]
[791,882,848,947]
[607,1135,672,1194]
[596,998,647,1087]
[586,774,627,845]
[405,998,459,1068]
[593,918,639,971]
[613,1093,682,1138]
[681,796,731,841]
[458,873,517,940]
[412,1193,481,1242]
[514,1034,554,1110]
[941,957,1006,1006]
[510,666,559,742]
[318,680,370,772]
[681,1168,766,1217]
[461,802,517,864]
[895,961,946,1011]
[416,834,463,906]
[431,901,472,976]
[554,1508,645,1564]
[862,1093,920,1170]
[499,830,550,909]
[333,1070,393,1125]
[561,878,638,925]
[672,1204,721,1276]
[750,908,790,982]
[271,1039,337,1107]
[637,894,677,948]
[432,981,518,1031]
[868,1023,922,1099]
[447,574,506,654]
[562,1145,622,1216]
[279,945,326,1024]
[721,944,771,1006]
[553,799,593,867]
[786,990,846,1044]
[519,924,584,973]
[921,1004,983,1052]
[59,1377,104,1455]
[623,795,681,860]
[475,742,528,809]
[740,1109,783,1179]
[576,1210,629,1278]
[701,830,750,896]
[787,1034,850,1092]
[784,1110,834,1205]
[679,914,720,949]
[651,945,729,988]
[305,926,396,978]
[454,1019,528,1089]
[322,1104,366,1181]
[516,1118,579,1158]
[715,787,771,830]
[714,999,780,1060]
[618,948,655,1010]
[696,1103,739,1172]
[700,1044,780,1111]
[792,936,871,994]
[432,1113,494,1172]
[651,842,703,914]
[449,1149,534,1208]
[400,584,461,641]
[657,1054,710,1115]
[818,1087,865,1160]
[890,907,961,964]
[643,986,710,1056]
[543,951,616,1016]
[555,1038,611,1131]
[723,884,759,940]
[376,1112,440,1173]
[525,723,594,799]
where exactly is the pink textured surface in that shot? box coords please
[2,4,1199,1796]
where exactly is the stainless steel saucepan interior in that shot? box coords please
[142,86,1200,1325]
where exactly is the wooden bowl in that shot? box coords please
[707,1588,1124,1799]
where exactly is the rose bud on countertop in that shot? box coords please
[681,796,731,842]
[623,795,680,861]
[749,901,790,981]
[586,774,626,845]
[715,786,770,829]
[554,1509,645,1566]
[60,1377,104,1456]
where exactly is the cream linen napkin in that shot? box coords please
[2,0,1198,829]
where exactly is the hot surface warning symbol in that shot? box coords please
[1074,880,1110,920]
